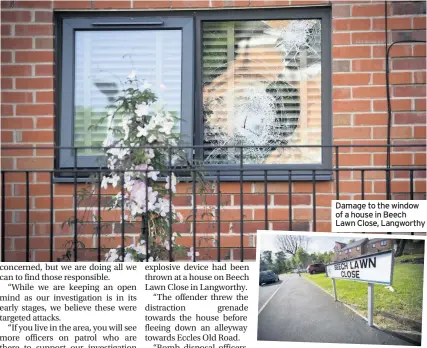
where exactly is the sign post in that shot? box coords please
[368,283,374,326]
[326,250,394,327]
[332,278,338,301]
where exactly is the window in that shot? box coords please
[372,243,376,248]
[56,9,331,179]
[348,248,352,253]
[356,246,360,250]
[74,30,183,155]
[345,250,348,254]
[57,16,194,171]
[380,240,387,246]
[202,19,323,165]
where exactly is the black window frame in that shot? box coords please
[55,7,332,182]
[195,8,332,181]
[55,13,194,175]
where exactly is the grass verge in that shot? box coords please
[304,262,424,331]
[395,254,424,262]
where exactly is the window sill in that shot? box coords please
[53,171,334,183]
[179,172,333,182]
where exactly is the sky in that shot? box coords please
[259,233,353,255]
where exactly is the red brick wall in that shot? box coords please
[365,239,391,252]
[1,0,426,261]
[340,247,363,261]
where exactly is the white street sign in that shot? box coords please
[326,250,394,285]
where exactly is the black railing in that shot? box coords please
[1,144,426,263]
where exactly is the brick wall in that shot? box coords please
[335,247,363,261]
[1,0,426,261]
[365,239,391,253]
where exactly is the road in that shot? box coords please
[258,274,420,345]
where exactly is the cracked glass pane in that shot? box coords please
[202,19,322,165]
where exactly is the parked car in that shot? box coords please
[259,270,279,285]
[306,263,326,274]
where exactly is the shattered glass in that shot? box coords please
[202,19,322,165]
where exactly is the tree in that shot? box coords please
[316,253,325,264]
[309,252,316,262]
[348,239,356,244]
[261,250,273,270]
[394,239,407,257]
[276,235,310,256]
[260,258,269,271]
[295,248,310,268]
[288,257,297,269]
[285,259,294,271]
[323,251,334,264]
[274,251,287,274]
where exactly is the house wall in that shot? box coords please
[366,239,394,253]
[335,239,395,261]
[339,245,363,261]
[335,249,347,261]
[1,0,426,261]
[333,242,343,260]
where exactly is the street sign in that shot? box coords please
[326,250,394,327]
[326,250,394,286]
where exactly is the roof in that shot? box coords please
[334,242,346,250]
[340,238,369,251]
[368,238,389,243]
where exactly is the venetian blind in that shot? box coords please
[74,30,182,155]
[202,20,322,164]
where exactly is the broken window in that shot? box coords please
[57,10,331,177]
[202,19,322,165]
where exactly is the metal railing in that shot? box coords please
[1,144,426,262]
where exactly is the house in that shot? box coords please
[334,238,394,262]
[0,0,426,262]
[334,238,368,261]
[365,238,395,255]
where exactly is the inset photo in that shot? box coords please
[257,231,425,346]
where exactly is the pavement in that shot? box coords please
[257,274,421,346]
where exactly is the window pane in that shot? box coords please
[202,20,322,164]
[74,30,182,155]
